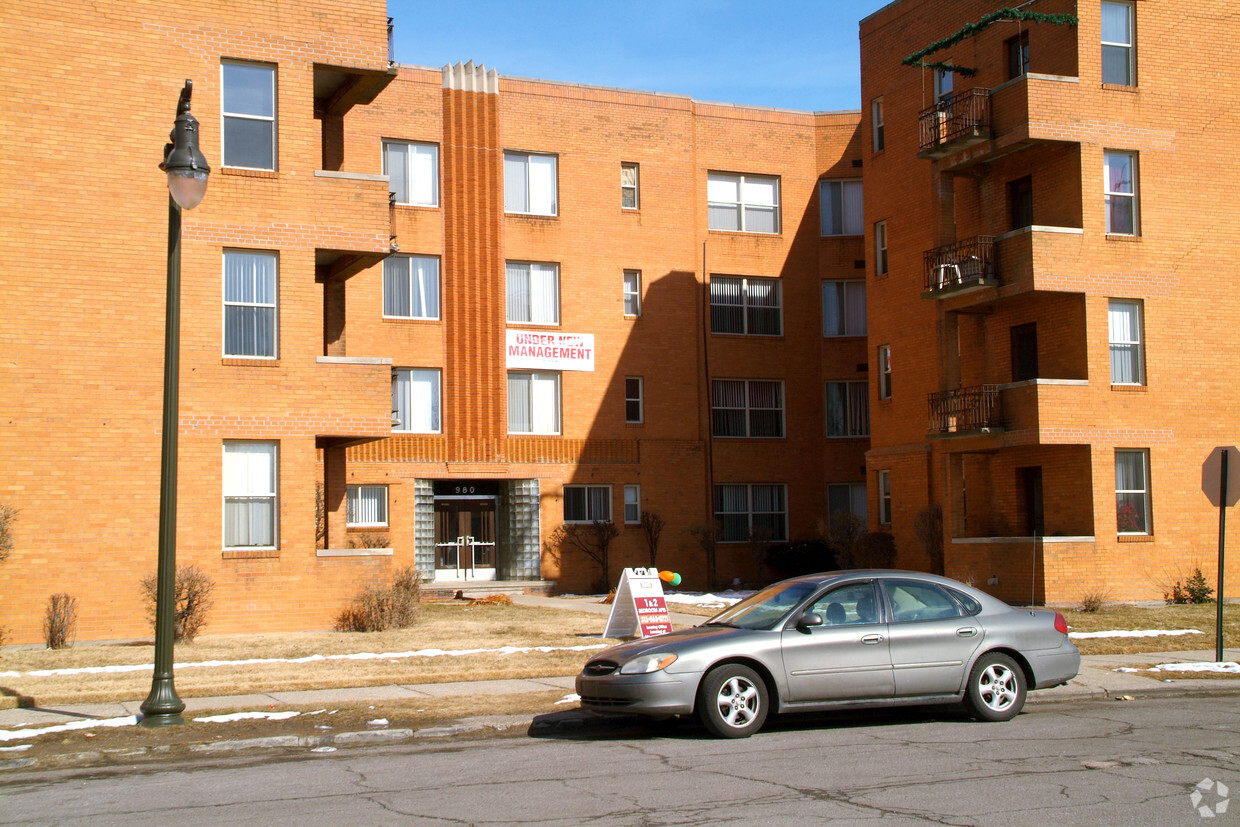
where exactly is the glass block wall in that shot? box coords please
[500,478,541,579]
[413,478,435,576]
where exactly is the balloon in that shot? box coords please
[659,570,682,587]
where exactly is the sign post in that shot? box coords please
[1202,446,1239,662]
[604,567,673,639]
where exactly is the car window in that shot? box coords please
[946,586,982,615]
[807,582,880,626]
[883,580,963,622]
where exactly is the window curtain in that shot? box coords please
[384,142,409,204]
[714,484,749,541]
[747,381,783,437]
[530,372,559,434]
[845,281,867,335]
[1115,450,1148,532]
[530,264,559,324]
[383,256,410,317]
[841,180,864,235]
[408,369,440,432]
[742,177,778,233]
[563,486,586,521]
[1101,2,1132,84]
[821,181,843,235]
[507,372,531,433]
[707,174,741,230]
[392,369,409,431]
[348,485,387,526]
[223,443,275,547]
[412,256,439,319]
[710,277,744,333]
[1108,301,1141,383]
[712,380,747,437]
[504,153,528,212]
[410,143,437,205]
[745,278,782,335]
[750,484,787,540]
[528,154,557,215]
[507,262,531,322]
[224,251,276,357]
[587,486,611,522]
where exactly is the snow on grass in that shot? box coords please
[1068,629,1203,639]
[0,715,140,742]
[193,711,301,723]
[1150,661,1240,674]
[662,591,752,609]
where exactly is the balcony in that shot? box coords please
[928,385,1002,435]
[917,88,991,159]
[922,236,997,297]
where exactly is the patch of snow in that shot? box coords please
[1068,628,1203,639]
[311,746,337,753]
[367,718,388,727]
[663,591,752,609]
[193,711,300,723]
[0,744,33,752]
[0,715,139,743]
[1150,661,1240,674]
[1113,667,1141,673]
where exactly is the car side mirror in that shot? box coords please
[796,611,823,631]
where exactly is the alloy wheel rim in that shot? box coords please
[978,663,1017,711]
[717,676,760,727]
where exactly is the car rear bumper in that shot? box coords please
[1030,642,1081,689]
[575,672,697,717]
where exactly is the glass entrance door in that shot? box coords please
[433,498,497,581]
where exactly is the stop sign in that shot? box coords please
[1202,446,1240,507]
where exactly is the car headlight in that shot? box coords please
[619,653,678,674]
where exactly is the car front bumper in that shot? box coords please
[575,670,700,717]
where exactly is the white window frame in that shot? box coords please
[710,275,783,336]
[878,345,892,400]
[504,151,558,216]
[715,483,788,543]
[223,441,278,550]
[828,483,868,527]
[711,379,785,438]
[1101,1,1136,86]
[1108,299,1145,385]
[507,371,561,435]
[221,61,276,170]
[877,470,892,525]
[822,280,867,337]
[820,179,864,237]
[707,172,781,234]
[1104,150,1139,236]
[871,98,885,152]
[623,269,642,317]
[826,381,870,438]
[383,254,440,320]
[621,162,639,209]
[625,376,644,424]
[564,484,612,523]
[346,484,389,527]
[623,484,641,524]
[875,220,889,275]
[223,249,278,359]
[1115,449,1151,535]
[383,140,439,207]
[391,368,442,433]
[506,261,560,325]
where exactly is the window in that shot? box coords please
[874,220,888,275]
[1008,175,1033,230]
[383,141,438,206]
[621,162,639,209]
[707,172,780,233]
[1109,299,1145,385]
[1105,151,1138,235]
[715,484,787,543]
[828,483,868,527]
[820,180,864,236]
[624,485,640,524]
[822,280,867,337]
[623,269,642,317]
[712,379,784,438]
[507,371,560,434]
[877,470,891,525]
[223,250,277,358]
[710,276,782,335]
[808,582,879,626]
[1115,449,1150,534]
[826,381,869,437]
[346,485,388,527]
[506,261,560,325]
[1101,1,1135,85]
[391,368,442,433]
[935,68,954,107]
[504,151,557,215]
[625,377,644,424]
[884,580,964,622]
[871,98,885,152]
[564,485,611,523]
[222,61,276,170]
[1006,30,1030,80]
[383,255,440,319]
[223,442,277,549]
[878,345,892,399]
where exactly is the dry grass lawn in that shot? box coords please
[1061,603,1238,656]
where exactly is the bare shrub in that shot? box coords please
[827,512,864,568]
[43,593,78,649]
[389,566,421,628]
[914,505,944,575]
[139,564,216,642]
[849,532,898,569]
[315,482,327,549]
[0,503,17,564]
[1079,587,1109,613]
[335,566,421,632]
[689,523,721,591]
[348,532,390,549]
[640,511,665,569]
[550,521,620,593]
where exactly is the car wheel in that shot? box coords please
[965,652,1026,721]
[697,664,768,738]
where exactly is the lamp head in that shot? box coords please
[161,80,211,209]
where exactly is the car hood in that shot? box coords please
[589,624,747,662]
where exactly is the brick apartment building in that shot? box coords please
[0,0,1233,644]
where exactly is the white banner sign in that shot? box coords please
[506,331,595,372]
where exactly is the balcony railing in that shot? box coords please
[923,235,996,294]
[918,88,991,155]
[928,385,1002,434]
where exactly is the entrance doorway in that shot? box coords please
[434,497,497,581]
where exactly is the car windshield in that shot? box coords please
[705,580,819,630]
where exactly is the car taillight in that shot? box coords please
[1053,612,1069,635]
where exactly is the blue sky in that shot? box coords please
[388,1,892,113]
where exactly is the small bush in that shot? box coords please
[139,564,216,642]
[335,566,421,632]
[849,532,898,569]
[0,503,17,565]
[348,532,390,549]
[43,593,78,649]
[765,539,836,577]
[1079,587,1109,613]
[1166,567,1214,605]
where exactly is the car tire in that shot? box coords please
[697,664,768,738]
[965,652,1026,722]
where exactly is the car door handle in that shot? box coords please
[956,628,977,638]
[861,634,884,644]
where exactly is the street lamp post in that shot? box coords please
[140,80,210,728]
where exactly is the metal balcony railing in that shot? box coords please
[928,385,1002,434]
[923,235,997,292]
[918,88,992,152]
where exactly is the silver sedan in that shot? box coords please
[576,570,1080,738]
